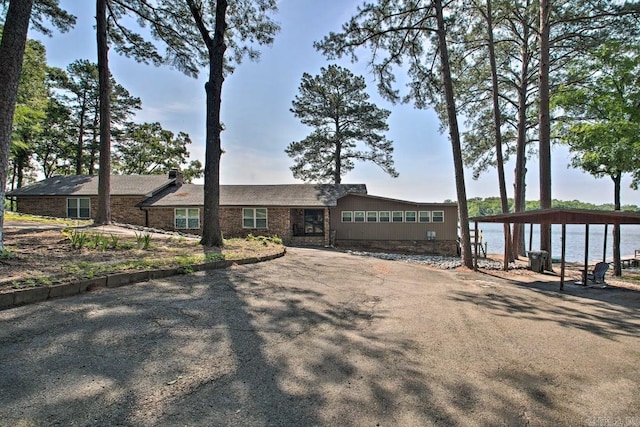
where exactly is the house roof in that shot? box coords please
[469,208,640,224]
[6,175,174,197]
[139,183,368,208]
[338,192,458,206]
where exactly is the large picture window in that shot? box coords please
[175,208,200,229]
[243,208,268,228]
[67,198,90,218]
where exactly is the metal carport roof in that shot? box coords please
[469,208,640,290]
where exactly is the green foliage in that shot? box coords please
[0,248,13,259]
[10,38,49,188]
[246,233,283,246]
[205,252,225,262]
[112,121,200,180]
[110,234,120,249]
[553,40,640,196]
[135,231,152,250]
[68,230,89,250]
[468,197,640,217]
[286,64,397,184]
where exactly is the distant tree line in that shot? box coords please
[465,197,640,218]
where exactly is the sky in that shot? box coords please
[27,0,640,206]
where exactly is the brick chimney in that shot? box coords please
[168,169,184,186]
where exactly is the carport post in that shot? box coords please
[603,224,608,263]
[583,224,590,283]
[560,223,566,291]
[474,221,479,271]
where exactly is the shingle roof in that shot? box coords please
[140,183,368,207]
[6,175,173,197]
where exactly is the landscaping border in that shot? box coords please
[0,249,286,310]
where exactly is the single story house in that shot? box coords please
[7,171,459,255]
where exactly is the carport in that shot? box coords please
[469,208,640,290]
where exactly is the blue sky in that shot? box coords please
[28,0,640,205]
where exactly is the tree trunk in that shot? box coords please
[612,173,622,276]
[0,0,34,251]
[435,0,473,269]
[95,0,111,224]
[334,121,342,184]
[512,9,532,259]
[75,97,87,175]
[200,0,227,248]
[538,0,552,269]
[485,0,512,267]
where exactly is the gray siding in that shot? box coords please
[331,194,458,241]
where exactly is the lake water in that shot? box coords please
[477,222,640,263]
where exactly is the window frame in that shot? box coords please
[405,211,417,223]
[378,211,390,223]
[243,208,268,229]
[366,211,378,222]
[354,211,366,223]
[392,211,404,223]
[175,208,200,229]
[432,211,445,223]
[418,211,431,223]
[66,197,91,219]
[341,211,353,222]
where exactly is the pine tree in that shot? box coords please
[286,65,397,184]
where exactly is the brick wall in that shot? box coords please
[16,197,67,218]
[111,196,147,225]
[220,207,291,241]
[144,206,293,242]
[16,195,146,225]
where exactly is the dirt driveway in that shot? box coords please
[1,248,638,426]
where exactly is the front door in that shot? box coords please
[303,209,324,235]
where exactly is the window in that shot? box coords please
[366,211,378,222]
[379,211,390,222]
[175,208,200,229]
[354,211,365,222]
[392,211,404,222]
[67,198,90,218]
[304,209,324,235]
[405,211,417,222]
[243,208,268,228]
[342,211,353,222]
[427,231,437,240]
[432,211,444,223]
[419,211,431,223]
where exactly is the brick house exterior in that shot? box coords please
[7,172,459,254]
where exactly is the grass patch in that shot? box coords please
[0,225,285,291]
[6,212,92,227]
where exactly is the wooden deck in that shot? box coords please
[621,250,640,268]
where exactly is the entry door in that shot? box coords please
[304,209,324,235]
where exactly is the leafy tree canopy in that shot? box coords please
[113,121,202,182]
[553,40,640,190]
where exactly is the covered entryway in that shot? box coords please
[290,208,329,246]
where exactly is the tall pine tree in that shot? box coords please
[286,65,397,184]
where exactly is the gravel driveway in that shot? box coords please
[1,248,639,426]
